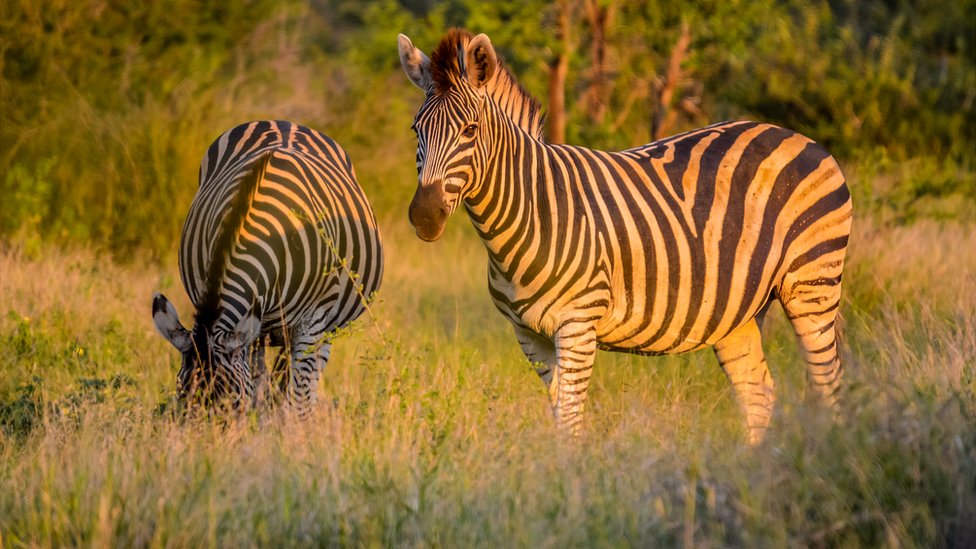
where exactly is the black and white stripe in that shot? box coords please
[153,120,383,415]
[398,30,851,443]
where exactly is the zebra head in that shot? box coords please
[398,30,499,241]
[151,292,260,411]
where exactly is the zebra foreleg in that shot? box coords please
[273,346,290,394]
[250,340,269,408]
[713,319,775,446]
[550,322,598,436]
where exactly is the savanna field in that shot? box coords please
[2,1,975,547]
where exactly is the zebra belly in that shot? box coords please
[593,255,772,355]
[595,320,715,355]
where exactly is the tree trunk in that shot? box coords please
[582,0,615,125]
[547,0,575,143]
[652,20,691,140]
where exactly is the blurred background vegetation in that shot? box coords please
[1,0,974,257]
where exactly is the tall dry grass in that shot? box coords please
[0,216,974,547]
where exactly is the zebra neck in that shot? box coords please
[464,128,570,271]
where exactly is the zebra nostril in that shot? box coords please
[408,184,449,242]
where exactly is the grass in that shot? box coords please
[1,214,974,547]
[2,2,973,545]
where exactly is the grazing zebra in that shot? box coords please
[152,120,383,415]
[397,30,852,443]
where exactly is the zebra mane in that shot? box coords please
[194,152,269,330]
[429,29,546,141]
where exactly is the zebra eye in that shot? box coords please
[462,123,478,138]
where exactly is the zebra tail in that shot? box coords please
[196,152,271,327]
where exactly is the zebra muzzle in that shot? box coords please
[408,183,449,242]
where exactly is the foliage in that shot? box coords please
[719,0,975,165]
[1,0,330,255]
[1,0,973,255]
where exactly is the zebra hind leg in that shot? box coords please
[780,267,845,412]
[285,336,330,419]
[713,318,776,446]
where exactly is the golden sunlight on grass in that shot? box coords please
[1,217,973,546]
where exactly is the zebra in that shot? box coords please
[152,120,383,416]
[397,30,852,444]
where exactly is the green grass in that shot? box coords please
[0,216,973,547]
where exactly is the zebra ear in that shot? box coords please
[226,309,262,353]
[152,293,192,353]
[464,33,497,89]
[398,33,431,91]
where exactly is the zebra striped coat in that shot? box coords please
[398,30,851,443]
[152,120,383,414]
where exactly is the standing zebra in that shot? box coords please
[397,30,852,443]
[152,120,383,415]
